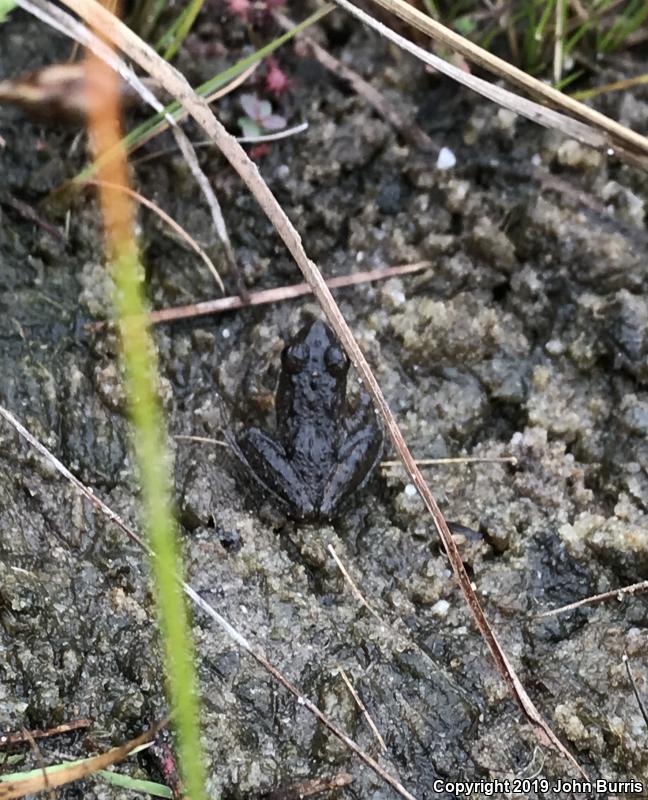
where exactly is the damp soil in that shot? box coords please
[1,4,648,799]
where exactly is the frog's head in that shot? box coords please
[280,319,349,413]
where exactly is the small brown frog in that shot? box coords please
[234,320,384,521]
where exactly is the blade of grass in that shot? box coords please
[16,0,238,295]
[83,32,207,800]
[563,19,592,58]
[598,0,648,52]
[554,69,584,92]
[554,0,565,84]
[158,0,205,60]
[571,73,648,101]
[133,0,167,39]
[126,61,260,159]
[0,0,17,22]
[328,0,626,159]
[97,770,173,798]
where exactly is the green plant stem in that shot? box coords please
[158,0,205,59]
[0,0,17,22]
[135,0,167,39]
[111,242,207,800]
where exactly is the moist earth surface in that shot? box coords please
[1,4,647,799]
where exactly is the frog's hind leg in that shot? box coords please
[236,427,316,520]
[319,423,384,519]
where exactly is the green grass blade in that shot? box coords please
[600,0,648,52]
[158,0,205,60]
[422,0,439,17]
[110,239,207,800]
[136,0,168,39]
[0,758,91,782]
[98,770,174,798]
[536,0,557,41]
[564,18,592,56]
[554,68,584,91]
[0,0,17,23]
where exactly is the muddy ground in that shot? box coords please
[1,3,648,799]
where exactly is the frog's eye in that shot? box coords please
[325,345,349,377]
[282,342,309,374]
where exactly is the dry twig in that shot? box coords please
[328,544,381,622]
[83,180,224,291]
[3,196,66,242]
[0,720,91,749]
[623,652,648,729]
[538,579,648,618]
[0,720,164,799]
[338,668,387,753]
[261,773,353,799]
[146,261,430,325]
[274,10,435,152]
[381,455,517,469]
[15,0,242,297]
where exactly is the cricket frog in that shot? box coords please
[234,319,384,521]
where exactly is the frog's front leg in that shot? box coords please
[319,422,383,519]
[236,427,316,519]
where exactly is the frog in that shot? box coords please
[233,319,384,521]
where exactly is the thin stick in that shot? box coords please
[173,435,228,447]
[20,728,53,800]
[131,122,309,167]
[165,123,242,298]
[381,456,518,468]
[537,579,648,618]
[338,668,387,753]
[83,180,224,292]
[0,720,165,799]
[623,653,648,729]
[119,62,261,159]
[263,773,353,799]
[274,10,435,152]
[0,405,149,553]
[328,545,381,621]
[146,261,431,325]
[237,122,309,144]
[0,404,418,800]
[0,720,91,749]
[4,196,66,242]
